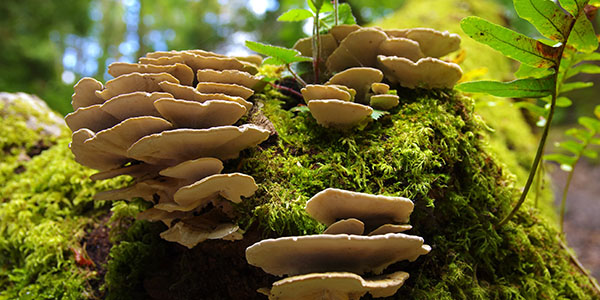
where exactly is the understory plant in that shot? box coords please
[456,0,600,227]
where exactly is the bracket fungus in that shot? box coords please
[307,100,373,129]
[66,48,270,248]
[377,56,463,89]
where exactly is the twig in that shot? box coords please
[558,237,600,295]
[269,82,303,99]
[334,0,339,26]
[285,64,307,87]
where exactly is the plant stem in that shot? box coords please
[559,163,577,233]
[312,9,321,83]
[558,237,600,295]
[269,82,304,99]
[286,64,307,87]
[334,0,339,26]
[534,159,543,208]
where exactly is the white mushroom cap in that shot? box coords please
[108,62,194,86]
[245,233,431,276]
[160,219,241,249]
[196,82,254,99]
[326,27,388,72]
[308,100,373,129]
[305,188,414,228]
[368,224,412,236]
[174,173,258,209]
[403,28,461,58]
[154,98,247,129]
[377,56,462,89]
[95,72,180,100]
[158,81,252,111]
[330,24,362,43]
[71,77,105,110]
[370,94,399,110]
[196,69,263,90]
[371,83,390,94]
[127,125,270,165]
[158,157,223,181]
[301,85,352,103]
[326,67,383,104]
[65,104,119,133]
[323,218,365,235]
[100,91,172,121]
[378,37,425,62]
[69,128,130,171]
[267,271,410,300]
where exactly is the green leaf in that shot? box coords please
[278,9,314,22]
[582,149,598,159]
[558,0,587,16]
[544,153,577,166]
[595,105,600,118]
[591,137,600,145]
[566,127,593,141]
[320,3,356,31]
[308,0,332,12]
[456,76,555,98]
[566,64,600,78]
[245,41,312,65]
[290,105,310,113]
[514,0,571,41]
[460,16,560,68]
[371,109,389,120]
[514,101,548,116]
[560,81,593,93]
[567,13,599,53]
[515,63,555,78]
[579,116,600,132]
[559,140,585,154]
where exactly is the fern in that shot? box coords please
[456,0,599,226]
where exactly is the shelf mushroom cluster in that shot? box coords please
[300,67,400,129]
[294,24,463,89]
[246,188,431,300]
[65,49,271,248]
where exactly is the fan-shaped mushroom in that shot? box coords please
[108,62,194,86]
[301,85,352,103]
[154,98,247,129]
[72,77,105,110]
[96,72,180,100]
[326,67,383,104]
[307,100,373,129]
[326,27,388,72]
[377,56,462,89]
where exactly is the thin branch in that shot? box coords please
[334,0,339,26]
[285,64,307,87]
[269,82,303,99]
[558,237,600,295]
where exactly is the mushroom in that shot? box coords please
[100,91,172,121]
[305,188,414,229]
[378,37,425,62]
[196,82,254,99]
[330,24,362,43]
[266,271,410,300]
[245,233,431,276]
[326,67,383,104]
[69,128,130,171]
[326,27,388,73]
[180,51,247,73]
[89,163,162,181]
[293,34,338,59]
[368,224,412,236]
[323,218,365,235]
[196,69,263,90]
[370,94,399,110]
[377,56,463,89]
[71,77,105,110]
[160,211,243,249]
[234,54,263,66]
[95,72,180,100]
[158,81,252,111]
[158,157,224,181]
[370,83,389,94]
[307,100,373,129]
[136,207,193,227]
[153,98,247,129]
[403,28,461,58]
[173,172,258,209]
[65,104,120,133]
[301,85,352,103]
[127,124,270,165]
[138,55,186,66]
[108,62,194,86]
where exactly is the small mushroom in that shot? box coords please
[65,104,120,133]
[154,98,247,129]
[196,69,263,90]
[196,82,254,99]
[326,67,383,104]
[174,172,258,208]
[100,91,172,121]
[89,163,161,181]
[235,54,263,66]
[180,52,246,73]
[71,77,105,110]
[368,224,413,236]
[369,94,399,110]
[301,85,352,103]
[69,128,129,171]
[378,37,425,62]
[160,217,241,249]
[158,157,224,181]
[96,72,180,100]
[136,207,193,227]
[330,24,362,43]
[404,28,461,58]
[326,27,388,73]
[245,233,431,276]
[323,218,365,235]
[158,81,252,111]
[305,188,414,228]
[108,62,194,86]
[370,83,389,95]
[307,100,373,129]
[138,55,186,66]
[377,56,462,89]
[293,34,338,62]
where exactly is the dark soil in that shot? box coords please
[550,161,600,280]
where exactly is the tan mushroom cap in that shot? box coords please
[405,28,461,58]
[71,77,105,110]
[326,67,383,104]
[323,218,364,235]
[90,163,161,181]
[174,172,258,208]
[96,72,180,100]
[127,124,270,165]
[301,85,352,103]
[378,37,425,62]
[69,128,129,171]
[326,27,388,72]
[196,69,263,90]
[65,104,119,133]
[267,271,410,300]
[330,24,362,43]
[235,54,263,66]
[159,157,223,180]
[196,82,254,99]
[245,233,431,276]
[377,56,462,89]
[308,100,373,129]
[158,81,252,111]
[154,98,247,129]
[305,188,414,227]
[293,34,338,59]
[368,224,412,236]
[84,116,173,156]
[160,219,241,249]
[180,52,246,73]
[100,91,172,121]
[138,55,186,66]
[108,62,194,86]
[93,181,160,202]
[370,94,399,110]
[371,83,389,94]
[137,207,193,227]
[143,50,182,59]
